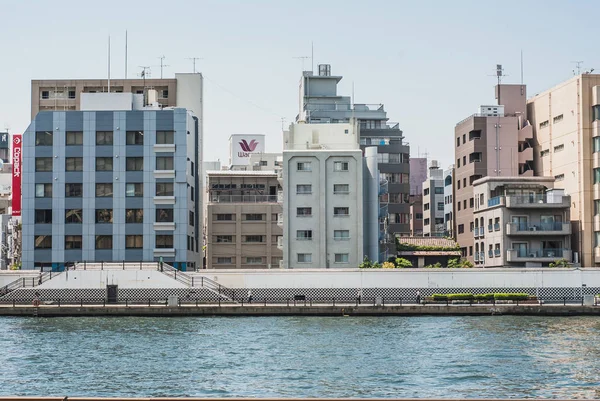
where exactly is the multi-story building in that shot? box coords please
[248,153,282,172]
[422,160,445,237]
[31,73,204,120]
[296,64,410,239]
[21,90,202,271]
[443,165,455,238]
[409,157,427,196]
[454,83,533,261]
[205,170,282,269]
[409,194,423,236]
[282,121,366,268]
[473,176,572,267]
[527,73,600,266]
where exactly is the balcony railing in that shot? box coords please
[509,248,570,259]
[379,180,389,196]
[379,204,388,219]
[210,195,280,203]
[512,222,569,232]
[488,196,502,207]
[506,194,569,207]
[494,249,501,257]
[488,224,493,232]
[494,223,500,231]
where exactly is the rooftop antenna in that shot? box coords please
[311,41,314,72]
[572,61,584,76]
[158,55,169,79]
[489,64,507,105]
[520,50,524,85]
[293,56,310,71]
[107,36,111,92]
[139,66,151,105]
[187,57,202,73]
[125,30,128,79]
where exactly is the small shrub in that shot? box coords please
[382,261,395,269]
[372,262,381,269]
[494,293,530,301]
[359,256,373,269]
[549,258,569,267]
[432,294,448,301]
[461,259,474,268]
[424,262,442,268]
[394,258,413,268]
[474,293,494,301]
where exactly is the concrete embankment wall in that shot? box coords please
[192,268,600,289]
[1,305,599,317]
[40,271,186,289]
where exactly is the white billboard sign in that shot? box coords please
[229,134,265,166]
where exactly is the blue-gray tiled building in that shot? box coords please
[21,106,201,271]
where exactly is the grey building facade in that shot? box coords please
[297,65,410,239]
[22,108,201,271]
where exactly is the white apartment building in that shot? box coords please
[282,121,364,268]
[422,161,445,237]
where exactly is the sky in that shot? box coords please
[1,0,598,168]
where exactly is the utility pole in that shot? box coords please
[187,57,202,73]
[157,55,169,79]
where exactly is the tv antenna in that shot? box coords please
[489,64,508,105]
[572,61,584,76]
[293,56,310,71]
[157,55,169,79]
[139,66,151,105]
[187,57,202,73]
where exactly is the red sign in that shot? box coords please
[12,135,22,217]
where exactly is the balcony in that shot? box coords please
[154,196,176,205]
[379,204,388,219]
[494,223,500,231]
[210,195,279,203]
[277,213,283,226]
[473,226,485,238]
[153,144,176,153]
[505,195,570,208]
[487,196,504,208]
[518,147,533,163]
[277,191,284,202]
[153,248,176,258]
[494,249,501,257]
[379,180,388,196]
[154,222,175,231]
[277,169,283,183]
[506,222,571,236]
[518,124,533,142]
[154,170,175,179]
[506,248,571,262]
[277,237,283,250]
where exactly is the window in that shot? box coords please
[35,183,52,198]
[41,91,49,99]
[246,257,262,264]
[217,257,232,264]
[424,203,430,211]
[457,202,461,211]
[595,168,600,185]
[554,174,565,182]
[435,187,444,194]
[156,235,174,248]
[216,214,234,221]
[554,144,564,153]
[35,235,52,249]
[594,137,600,153]
[96,157,113,171]
[334,207,349,216]
[156,209,174,222]
[296,230,312,240]
[297,253,312,263]
[469,198,474,208]
[334,230,350,240]
[415,213,423,219]
[126,131,144,145]
[126,209,143,223]
[65,183,83,197]
[156,131,175,144]
[156,183,174,196]
[596,200,600,216]
[66,157,83,171]
[539,120,549,129]
[95,209,113,223]
[458,224,464,234]
[463,200,467,209]
[553,114,563,124]
[65,209,83,224]
[126,157,143,171]
[35,209,52,224]
[540,149,550,157]
[244,213,264,221]
[259,160,268,166]
[35,157,52,172]
[35,131,53,146]
[125,235,143,249]
[456,137,460,147]
[95,235,113,249]
[457,158,460,168]
[437,202,444,211]
[126,183,143,197]
[161,89,169,99]
[190,161,195,176]
[424,188,430,196]
[424,218,430,225]
[594,105,600,121]
[334,184,349,194]
[216,235,233,243]
[68,90,76,99]
[462,134,466,144]
[596,232,600,248]
[95,183,113,197]
[66,131,83,146]
[334,161,349,171]
[297,207,312,216]
[463,156,466,166]
[189,211,195,226]
[297,162,311,171]
[457,180,461,190]
[245,235,264,243]
[156,156,174,170]
[65,235,82,250]
[93,129,117,149]
[190,186,194,201]
[463,178,466,187]
[335,253,349,263]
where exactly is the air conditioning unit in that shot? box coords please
[529,226,537,232]
[529,253,536,258]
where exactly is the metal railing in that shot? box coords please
[512,248,568,258]
[209,195,279,203]
[512,222,568,232]
[0,271,61,297]
[159,264,236,301]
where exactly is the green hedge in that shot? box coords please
[494,293,530,301]
[474,293,494,301]
[432,294,448,301]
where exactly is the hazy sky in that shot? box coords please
[1,0,598,168]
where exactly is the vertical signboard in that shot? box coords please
[11,135,22,217]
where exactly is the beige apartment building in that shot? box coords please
[527,73,600,266]
[454,84,533,261]
[473,177,571,267]
[205,170,282,269]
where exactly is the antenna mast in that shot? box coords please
[293,56,310,71]
[125,30,128,79]
[572,61,584,76]
[158,55,169,79]
[139,66,150,105]
[187,57,202,73]
[108,36,111,92]
[520,50,524,85]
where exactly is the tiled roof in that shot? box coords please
[397,237,458,248]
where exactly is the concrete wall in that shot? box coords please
[40,270,186,289]
[192,268,600,289]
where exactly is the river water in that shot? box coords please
[0,316,599,398]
